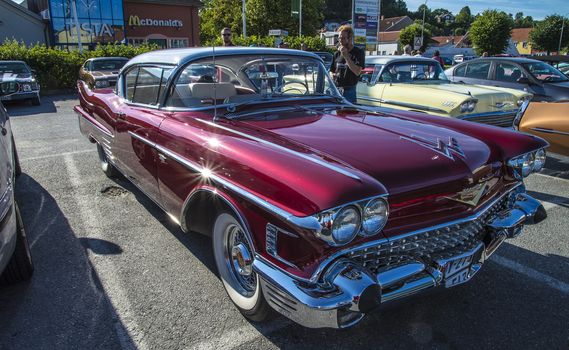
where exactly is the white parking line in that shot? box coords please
[190,318,292,350]
[492,255,569,295]
[64,154,146,350]
[535,172,569,183]
[22,149,95,161]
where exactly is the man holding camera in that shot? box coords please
[330,25,365,103]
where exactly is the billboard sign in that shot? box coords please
[352,0,380,51]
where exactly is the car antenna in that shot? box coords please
[212,45,219,121]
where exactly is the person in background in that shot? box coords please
[221,28,235,47]
[402,44,412,56]
[329,25,365,103]
[301,42,308,51]
[432,50,445,67]
[482,51,489,57]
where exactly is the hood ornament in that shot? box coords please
[400,135,465,161]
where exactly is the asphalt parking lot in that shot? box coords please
[0,95,568,350]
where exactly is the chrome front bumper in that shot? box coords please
[253,191,546,329]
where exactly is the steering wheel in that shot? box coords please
[412,73,427,80]
[274,81,309,94]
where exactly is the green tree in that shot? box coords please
[469,10,513,55]
[381,0,409,18]
[323,0,351,22]
[200,0,325,43]
[530,15,569,54]
[399,23,432,51]
[455,6,472,29]
[513,12,534,28]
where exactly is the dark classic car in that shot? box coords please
[79,57,129,89]
[75,47,548,329]
[0,61,41,105]
[0,100,34,285]
[445,57,569,102]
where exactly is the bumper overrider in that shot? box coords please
[253,186,546,329]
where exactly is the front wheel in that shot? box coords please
[212,212,271,322]
[0,204,34,285]
[97,143,118,178]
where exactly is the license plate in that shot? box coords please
[445,255,473,276]
[22,84,31,92]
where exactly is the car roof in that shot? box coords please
[124,47,321,69]
[0,60,27,64]
[460,57,545,64]
[365,55,438,65]
[88,57,129,62]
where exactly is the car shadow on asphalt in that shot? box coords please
[0,173,130,349]
[541,153,569,180]
[244,247,569,350]
[3,93,78,117]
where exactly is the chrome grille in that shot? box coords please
[345,194,511,274]
[459,113,516,128]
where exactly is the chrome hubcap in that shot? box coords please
[225,224,256,295]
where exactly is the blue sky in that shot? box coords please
[404,0,568,20]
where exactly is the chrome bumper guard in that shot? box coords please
[253,191,546,329]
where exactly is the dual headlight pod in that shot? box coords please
[314,196,389,246]
[460,100,477,114]
[507,148,547,179]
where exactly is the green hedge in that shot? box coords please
[0,40,157,91]
[204,35,333,52]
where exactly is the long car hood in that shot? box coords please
[236,109,492,196]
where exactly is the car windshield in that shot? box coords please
[0,62,29,74]
[523,62,569,82]
[166,54,340,109]
[92,60,127,71]
[378,61,449,83]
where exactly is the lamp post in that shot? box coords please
[242,0,247,37]
[420,0,428,50]
[559,14,567,54]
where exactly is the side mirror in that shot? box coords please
[516,77,530,84]
[31,69,37,74]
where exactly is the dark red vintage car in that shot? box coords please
[75,47,548,329]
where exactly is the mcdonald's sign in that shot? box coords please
[128,15,183,28]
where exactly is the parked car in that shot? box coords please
[445,57,569,102]
[75,47,547,329]
[452,54,476,65]
[79,57,129,90]
[528,55,569,76]
[314,51,333,70]
[0,100,34,285]
[0,61,41,105]
[356,56,532,127]
[515,101,569,156]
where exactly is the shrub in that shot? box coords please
[0,40,157,91]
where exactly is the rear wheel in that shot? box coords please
[212,212,271,322]
[97,143,118,178]
[0,204,34,285]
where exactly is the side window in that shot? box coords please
[125,66,173,105]
[465,61,491,80]
[454,64,466,77]
[83,61,90,71]
[494,62,525,82]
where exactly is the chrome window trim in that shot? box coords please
[194,118,362,181]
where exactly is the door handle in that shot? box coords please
[116,111,126,120]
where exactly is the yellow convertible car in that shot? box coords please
[357,56,532,127]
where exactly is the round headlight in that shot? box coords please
[95,80,109,88]
[332,206,360,245]
[460,102,468,113]
[361,198,388,235]
[521,153,533,177]
[533,149,546,172]
[467,101,476,112]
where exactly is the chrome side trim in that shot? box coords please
[307,183,522,283]
[380,99,449,114]
[180,187,256,253]
[266,223,299,269]
[128,131,322,231]
[75,106,114,138]
[530,127,569,136]
[0,182,13,223]
[194,118,362,181]
[458,110,518,119]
